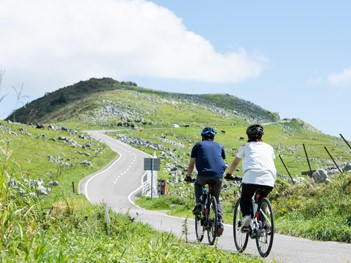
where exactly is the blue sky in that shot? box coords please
[0,0,350,139]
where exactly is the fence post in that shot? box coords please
[324,146,342,173]
[340,134,351,150]
[279,155,294,184]
[303,144,313,177]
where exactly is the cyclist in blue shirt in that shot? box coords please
[185,127,227,236]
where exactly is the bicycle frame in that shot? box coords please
[203,185,212,218]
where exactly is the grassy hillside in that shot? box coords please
[2,78,351,261]
[7,77,279,126]
[8,78,339,180]
[7,78,351,223]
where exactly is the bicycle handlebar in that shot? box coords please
[233,176,242,182]
[184,176,196,183]
[225,173,242,182]
[185,174,242,183]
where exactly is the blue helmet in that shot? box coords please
[201,127,216,138]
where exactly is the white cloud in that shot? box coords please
[327,67,351,87]
[0,0,265,92]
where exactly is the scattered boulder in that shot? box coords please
[49,181,59,186]
[343,162,351,172]
[312,169,331,184]
[36,123,45,129]
[8,177,56,197]
[81,160,92,166]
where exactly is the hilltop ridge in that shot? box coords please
[6,77,282,128]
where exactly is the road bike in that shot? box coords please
[231,177,274,257]
[194,182,220,245]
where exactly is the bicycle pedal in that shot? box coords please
[250,229,258,239]
[216,227,224,236]
[241,226,249,233]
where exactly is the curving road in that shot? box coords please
[79,131,351,263]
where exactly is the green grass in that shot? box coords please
[1,192,260,262]
[272,172,351,242]
[0,121,117,203]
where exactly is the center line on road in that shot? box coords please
[114,175,121,184]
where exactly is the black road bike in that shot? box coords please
[231,177,274,257]
[194,183,219,245]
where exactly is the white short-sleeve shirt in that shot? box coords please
[236,141,276,187]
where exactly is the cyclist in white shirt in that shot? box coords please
[225,124,276,229]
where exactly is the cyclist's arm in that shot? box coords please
[227,157,241,175]
[186,157,195,177]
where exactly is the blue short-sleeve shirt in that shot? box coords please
[191,139,226,178]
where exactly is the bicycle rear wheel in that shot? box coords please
[195,214,204,242]
[207,196,218,245]
[233,198,249,252]
[256,197,274,257]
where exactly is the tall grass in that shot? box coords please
[272,172,351,242]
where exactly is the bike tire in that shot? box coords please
[233,198,249,252]
[195,214,204,242]
[255,197,274,257]
[207,196,218,245]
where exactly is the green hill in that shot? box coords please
[7,77,280,127]
[1,77,351,262]
[5,77,349,180]
[6,78,344,176]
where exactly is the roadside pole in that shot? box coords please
[144,154,160,199]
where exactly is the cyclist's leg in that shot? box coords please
[195,176,207,203]
[193,176,206,214]
[256,185,273,222]
[208,177,223,220]
[207,176,223,236]
[240,183,256,217]
[256,185,273,200]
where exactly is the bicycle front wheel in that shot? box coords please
[207,196,218,245]
[195,214,204,242]
[256,197,274,257]
[233,198,249,252]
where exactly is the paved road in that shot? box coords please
[79,131,351,263]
